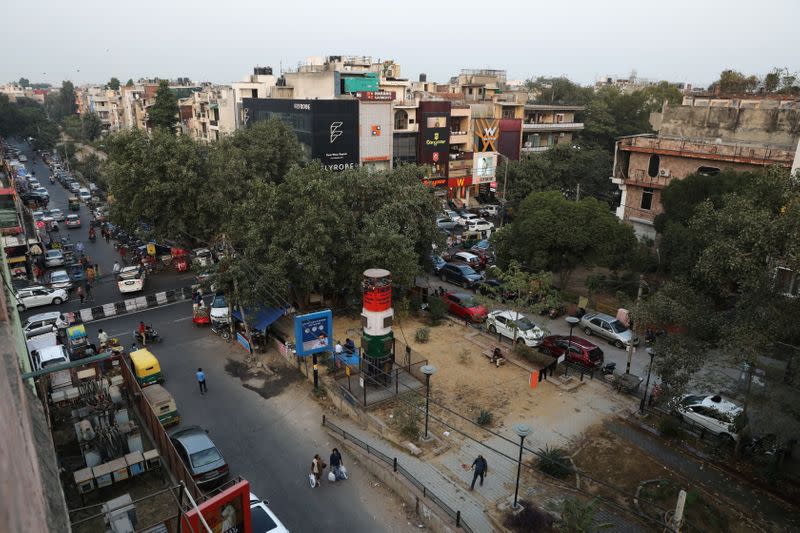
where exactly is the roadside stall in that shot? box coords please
[230,306,287,353]
[66,324,92,360]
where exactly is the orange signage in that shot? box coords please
[447,176,473,188]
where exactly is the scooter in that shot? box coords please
[49,175,55,184]
[133,326,161,345]
[210,320,231,341]
[601,362,616,376]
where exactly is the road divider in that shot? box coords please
[68,285,196,325]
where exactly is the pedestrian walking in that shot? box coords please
[85,281,93,302]
[104,227,110,243]
[311,454,326,488]
[86,266,95,283]
[76,284,85,305]
[196,367,207,394]
[119,246,127,264]
[94,264,100,277]
[469,454,488,491]
[329,448,345,481]
[113,261,121,275]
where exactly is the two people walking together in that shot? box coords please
[310,448,347,488]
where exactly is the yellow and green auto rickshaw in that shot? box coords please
[68,195,80,211]
[142,384,180,426]
[129,348,163,387]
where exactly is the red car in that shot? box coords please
[442,291,488,323]
[539,335,604,368]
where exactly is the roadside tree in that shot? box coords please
[148,80,179,131]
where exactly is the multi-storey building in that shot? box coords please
[179,85,236,142]
[611,95,800,239]
[521,104,584,153]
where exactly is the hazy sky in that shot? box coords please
[2,0,798,88]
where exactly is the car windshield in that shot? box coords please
[609,320,628,333]
[588,348,603,361]
[461,297,479,308]
[681,395,707,406]
[458,265,477,276]
[211,295,226,308]
[515,318,536,331]
[46,251,60,257]
[251,506,279,532]
[190,446,222,468]
[51,273,69,282]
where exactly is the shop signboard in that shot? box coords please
[181,479,251,533]
[472,152,498,184]
[294,310,334,356]
[354,91,395,101]
[473,117,500,152]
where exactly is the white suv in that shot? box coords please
[675,394,744,441]
[14,286,68,311]
[486,310,546,346]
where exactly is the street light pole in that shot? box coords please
[421,365,437,439]
[565,316,579,361]
[513,423,533,509]
[640,348,656,414]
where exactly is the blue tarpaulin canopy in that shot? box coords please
[231,306,286,332]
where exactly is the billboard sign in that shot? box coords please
[474,118,500,152]
[181,479,251,533]
[294,310,334,356]
[240,98,359,171]
[354,91,396,101]
[472,152,498,184]
[447,176,473,188]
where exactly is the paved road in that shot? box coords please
[14,141,195,321]
[81,306,414,532]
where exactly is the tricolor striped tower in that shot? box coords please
[361,269,394,385]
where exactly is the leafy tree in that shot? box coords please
[764,69,781,93]
[18,77,29,87]
[227,117,302,183]
[107,77,121,91]
[63,115,83,139]
[125,79,134,87]
[494,190,636,288]
[505,144,614,207]
[81,112,103,140]
[582,87,653,150]
[713,69,760,94]
[640,81,683,112]
[0,94,58,149]
[526,76,594,106]
[44,80,76,122]
[148,80,179,131]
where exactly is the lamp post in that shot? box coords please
[513,423,533,509]
[565,316,579,357]
[640,348,656,414]
[421,365,437,439]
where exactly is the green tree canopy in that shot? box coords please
[82,112,103,141]
[18,77,29,87]
[639,81,683,112]
[504,144,614,207]
[712,69,760,93]
[582,86,653,150]
[44,80,76,122]
[0,94,58,149]
[494,190,636,287]
[148,80,179,131]
[107,77,121,91]
[125,79,134,87]
[526,76,594,106]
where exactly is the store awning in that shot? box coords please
[231,306,286,332]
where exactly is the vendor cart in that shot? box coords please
[171,247,190,272]
[68,196,80,211]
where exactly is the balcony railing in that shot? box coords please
[521,145,550,153]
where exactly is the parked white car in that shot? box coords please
[22,311,68,339]
[675,394,744,441]
[47,269,73,291]
[117,266,145,293]
[14,286,68,311]
[49,208,65,221]
[466,218,494,232]
[45,249,65,267]
[78,188,91,202]
[249,492,289,533]
[486,310,546,346]
[210,293,230,323]
[460,213,480,226]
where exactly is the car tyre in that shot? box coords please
[17,303,25,311]
[440,274,446,283]
[488,325,496,334]
[52,297,63,305]
[583,327,592,336]
[614,339,624,349]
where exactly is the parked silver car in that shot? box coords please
[579,312,638,348]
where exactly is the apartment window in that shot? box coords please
[468,88,473,95]
[698,166,721,176]
[394,110,408,130]
[555,113,564,123]
[647,154,660,178]
[502,108,514,119]
[641,188,654,210]
[776,267,799,297]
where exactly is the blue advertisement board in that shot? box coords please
[294,310,333,357]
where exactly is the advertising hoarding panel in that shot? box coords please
[498,118,522,161]
[473,117,500,152]
[294,310,334,356]
[472,152,498,184]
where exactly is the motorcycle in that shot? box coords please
[88,228,96,242]
[133,325,161,345]
[601,362,616,376]
[49,175,55,184]
[210,320,231,341]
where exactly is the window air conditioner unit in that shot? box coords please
[659,168,670,177]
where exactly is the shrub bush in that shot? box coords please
[502,500,555,532]
[415,327,431,343]
[477,409,493,426]
[427,296,447,325]
[537,446,572,479]
[393,401,422,441]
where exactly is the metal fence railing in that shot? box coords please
[322,415,473,533]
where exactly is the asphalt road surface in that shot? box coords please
[81,305,415,532]
[14,141,195,321]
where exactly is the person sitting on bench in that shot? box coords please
[491,347,504,364]
[344,338,356,354]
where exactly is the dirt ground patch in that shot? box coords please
[572,427,752,533]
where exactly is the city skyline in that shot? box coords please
[2,0,798,88]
